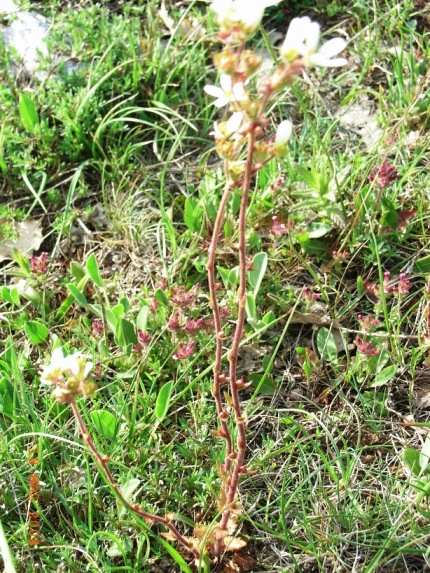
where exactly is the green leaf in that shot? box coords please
[316,327,338,363]
[294,231,309,246]
[70,261,86,281]
[25,321,49,344]
[155,381,173,422]
[403,448,422,477]
[362,391,389,416]
[136,306,149,332]
[184,197,203,232]
[19,93,40,132]
[115,318,138,347]
[217,266,239,289]
[224,219,233,238]
[67,283,88,308]
[245,294,257,323]
[420,436,430,473]
[118,478,141,519]
[118,296,130,313]
[154,288,169,306]
[248,252,268,295]
[380,197,398,229]
[249,373,275,396]
[262,310,276,325]
[357,276,365,296]
[56,276,88,321]
[1,287,20,306]
[248,231,261,250]
[0,377,19,421]
[414,255,430,274]
[306,222,332,239]
[370,364,397,387]
[103,308,117,332]
[86,253,103,287]
[90,409,118,439]
[367,348,390,375]
[158,538,193,573]
[107,536,133,558]
[112,304,125,319]
[301,239,328,256]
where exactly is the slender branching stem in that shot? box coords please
[206,163,234,484]
[69,399,199,559]
[219,129,256,534]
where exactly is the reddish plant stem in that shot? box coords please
[69,399,198,559]
[218,129,256,533]
[206,164,234,481]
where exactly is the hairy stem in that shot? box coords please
[69,399,198,558]
[219,129,256,533]
[206,163,234,487]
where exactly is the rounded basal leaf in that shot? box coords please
[248,252,268,294]
[86,253,103,287]
[25,320,49,344]
[316,327,338,363]
[90,409,118,439]
[370,365,397,388]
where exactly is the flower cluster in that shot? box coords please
[171,284,200,308]
[205,5,347,164]
[357,314,380,331]
[173,340,195,361]
[271,215,293,237]
[369,160,399,188]
[210,2,347,70]
[303,286,321,302]
[355,336,379,356]
[365,271,411,300]
[40,348,96,402]
[133,330,152,353]
[30,252,49,274]
[332,250,349,261]
[211,0,282,39]
[91,319,104,337]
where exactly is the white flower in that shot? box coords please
[280,16,347,68]
[213,111,243,139]
[204,74,246,108]
[211,0,282,37]
[274,120,293,155]
[40,347,92,386]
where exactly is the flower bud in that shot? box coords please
[274,120,293,156]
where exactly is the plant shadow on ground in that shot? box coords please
[1,0,430,571]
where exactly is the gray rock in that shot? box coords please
[1,2,80,81]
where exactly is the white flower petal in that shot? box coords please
[231,82,245,101]
[305,21,320,52]
[310,54,347,67]
[204,84,224,98]
[318,37,347,57]
[211,0,232,15]
[280,16,346,68]
[211,0,281,36]
[213,97,229,108]
[281,17,320,60]
[219,73,233,92]
[226,111,243,134]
